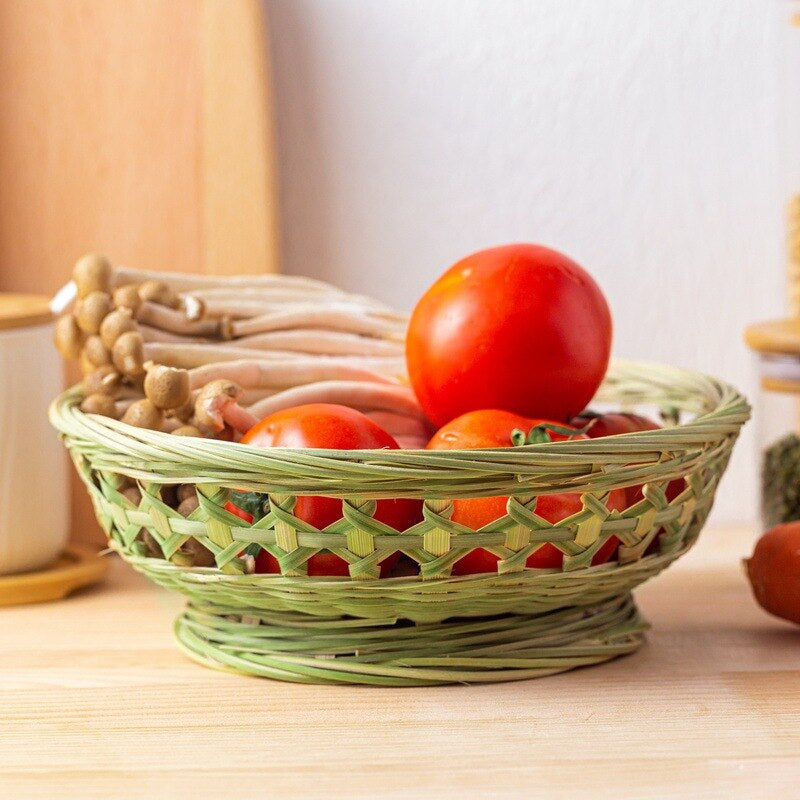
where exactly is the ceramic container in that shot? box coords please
[0,295,69,574]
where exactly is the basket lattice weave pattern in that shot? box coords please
[51,360,748,683]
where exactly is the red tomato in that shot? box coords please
[227,404,422,577]
[406,244,612,427]
[427,410,627,574]
[746,523,800,625]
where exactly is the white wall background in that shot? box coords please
[265,0,790,525]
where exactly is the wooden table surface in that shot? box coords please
[1,525,799,799]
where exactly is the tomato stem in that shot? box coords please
[511,420,593,446]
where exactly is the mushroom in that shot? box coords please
[111,331,146,377]
[177,496,200,516]
[138,280,179,309]
[121,486,142,506]
[182,538,215,567]
[172,424,203,437]
[194,379,257,434]
[82,365,121,396]
[82,335,112,368]
[113,284,142,315]
[99,307,137,350]
[187,358,397,391]
[120,398,164,429]
[112,265,335,293]
[53,314,84,360]
[246,380,426,421]
[181,295,205,322]
[230,306,405,340]
[73,253,112,299]
[80,393,119,418]
[137,302,221,337]
[79,350,98,376]
[75,291,113,334]
[177,484,196,502]
[143,364,191,411]
[168,389,197,423]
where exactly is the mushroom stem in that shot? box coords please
[245,380,427,421]
[393,435,429,450]
[137,301,222,337]
[194,379,258,434]
[138,324,214,345]
[362,410,433,439]
[233,329,404,357]
[144,342,404,374]
[143,342,295,368]
[50,282,77,315]
[230,306,406,339]
[186,359,399,390]
[112,266,336,294]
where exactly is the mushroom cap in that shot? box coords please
[53,314,84,360]
[75,291,113,334]
[80,393,119,418]
[170,390,198,423]
[82,365,121,396]
[172,425,203,438]
[99,307,136,349]
[83,335,112,367]
[73,253,112,298]
[144,364,191,410]
[120,398,164,430]
[194,379,244,431]
[112,331,145,377]
[121,486,143,506]
[113,284,142,314]
[138,280,178,308]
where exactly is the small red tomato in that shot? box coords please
[406,243,612,427]
[427,410,627,574]
[746,523,800,625]
[227,404,422,577]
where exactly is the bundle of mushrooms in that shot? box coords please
[53,254,432,450]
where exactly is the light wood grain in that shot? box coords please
[0,0,279,546]
[0,526,798,799]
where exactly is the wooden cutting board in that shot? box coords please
[0,0,280,546]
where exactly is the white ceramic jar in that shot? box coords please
[0,295,69,574]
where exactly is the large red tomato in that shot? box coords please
[226,404,422,577]
[427,410,627,574]
[406,244,612,427]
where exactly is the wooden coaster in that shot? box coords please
[0,545,108,607]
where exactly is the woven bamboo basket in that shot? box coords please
[50,360,749,686]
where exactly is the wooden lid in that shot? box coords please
[0,294,53,331]
[744,318,800,356]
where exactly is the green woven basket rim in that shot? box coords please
[50,359,750,500]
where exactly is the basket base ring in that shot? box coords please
[173,594,648,686]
